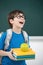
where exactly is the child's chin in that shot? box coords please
[18,24,24,28]
[21,24,24,27]
[20,25,24,28]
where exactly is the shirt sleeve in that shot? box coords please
[0,32,6,50]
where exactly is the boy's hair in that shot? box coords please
[8,10,25,28]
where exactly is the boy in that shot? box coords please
[0,10,29,65]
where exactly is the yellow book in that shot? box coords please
[12,48,35,60]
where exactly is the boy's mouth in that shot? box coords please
[19,22,23,24]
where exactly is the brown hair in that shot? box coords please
[8,10,25,28]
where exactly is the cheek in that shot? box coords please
[13,20,19,26]
[14,18,19,23]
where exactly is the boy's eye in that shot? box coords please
[17,15,25,19]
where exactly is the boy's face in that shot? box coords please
[10,13,25,29]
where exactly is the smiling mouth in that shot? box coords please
[19,22,23,24]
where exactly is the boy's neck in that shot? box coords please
[12,27,22,34]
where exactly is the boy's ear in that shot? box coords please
[9,19,13,24]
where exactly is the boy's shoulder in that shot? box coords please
[0,29,12,37]
[0,29,29,40]
[0,31,6,38]
[0,29,12,50]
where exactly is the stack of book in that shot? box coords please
[12,48,35,60]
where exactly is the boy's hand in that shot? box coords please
[7,49,17,61]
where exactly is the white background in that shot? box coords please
[26,36,43,65]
